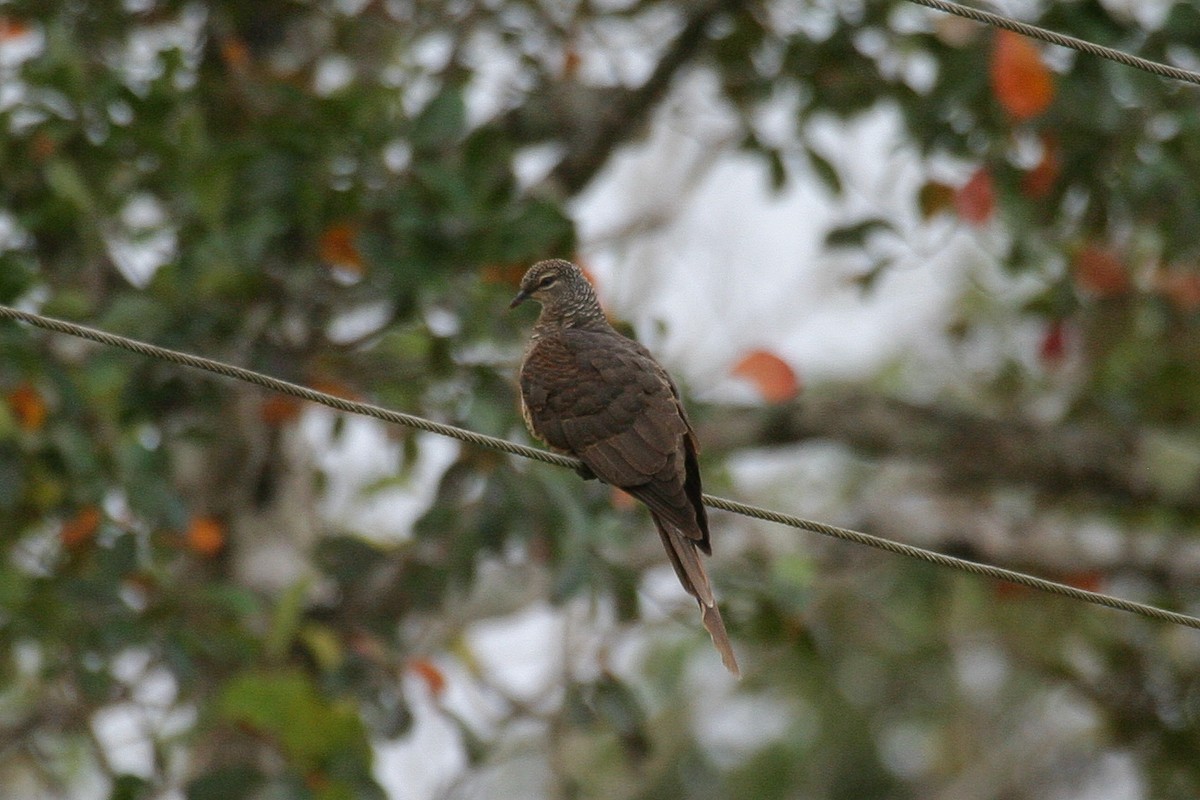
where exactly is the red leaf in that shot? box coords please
[954,168,995,225]
[1021,136,1061,199]
[409,658,447,697]
[261,395,302,425]
[319,222,364,275]
[480,263,527,287]
[0,18,31,40]
[1152,269,1200,312]
[1060,570,1104,593]
[994,581,1033,600]
[1038,319,1067,365]
[220,36,251,72]
[990,30,1055,121]
[308,378,362,402]
[31,132,57,162]
[62,506,101,549]
[185,516,225,557]
[732,350,800,403]
[610,487,637,511]
[563,47,582,79]
[1073,245,1128,298]
[7,383,46,431]
[997,570,1104,599]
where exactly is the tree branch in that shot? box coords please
[698,388,1200,512]
[506,0,742,196]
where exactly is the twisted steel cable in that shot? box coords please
[905,0,1200,87]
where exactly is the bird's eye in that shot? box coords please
[538,275,556,288]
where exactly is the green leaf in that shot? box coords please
[411,87,465,151]
[218,670,371,774]
[40,288,95,320]
[0,258,34,303]
[108,775,152,800]
[492,198,574,263]
[766,147,787,191]
[298,623,344,672]
[315,537,389,588]
[0,404,19,445]
[805,146,842,195]
[264,579,312,662]
[186,766,265,800]
[200,585,262,618]
[824,217,894,249]
[591,676,647,740]
[45,159,95,215]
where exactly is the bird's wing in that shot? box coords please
[520,329,706,543]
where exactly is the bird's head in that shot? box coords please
[509,259,598,318]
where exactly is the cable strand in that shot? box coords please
[904,0,1200,87]
[2,303,1198,632]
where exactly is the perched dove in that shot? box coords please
[510,259,739,676]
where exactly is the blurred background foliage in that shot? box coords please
[2,1,1200,798]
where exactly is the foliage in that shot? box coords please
[1,1,1199,799]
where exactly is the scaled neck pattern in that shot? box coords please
[532,289,610,338]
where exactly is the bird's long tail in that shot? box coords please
[652,515,741,677]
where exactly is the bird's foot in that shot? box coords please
[573,462,598,481]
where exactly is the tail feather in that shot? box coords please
[652,514,741,677]
[702,602,741,678]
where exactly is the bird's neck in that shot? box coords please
[535,298,610,334]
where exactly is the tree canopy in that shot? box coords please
[2,1,1200,798]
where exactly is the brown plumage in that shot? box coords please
[510,259,739,677]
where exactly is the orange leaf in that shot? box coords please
[304,772,332,793]
[954,168,995,225]
[61,506,101,549]
[480,263,527,287]
[7,383,46,431]
[483,258,600,291]
[994,581,1033,601]
[319,222,364,275]
[0,18,31,40]
[1021,136,1061,199]
[348,631,387,661]
[1059,570,1104,593]
[732,350,800,403]
[990,30,1055,121]
[1073,245,1128,298]
[261,395,302,425]
[610,487,637,511]
[220,36,251,71]
[308,378,362,402]
[1152,269,1200,312]
[409,658,447,697]
[31,131,56,162]
[186,516,225,557]
[563,47,582,79]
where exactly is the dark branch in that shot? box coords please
[505,0,741,196]
[553,0,738,194]
[698,389,1199,512]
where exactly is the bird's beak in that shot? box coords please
[509,289,530,309]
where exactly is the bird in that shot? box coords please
[510,258,739,676]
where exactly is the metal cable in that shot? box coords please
[3,303,1199,631]
[904,0,1200,87]
[0,306,579,470]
